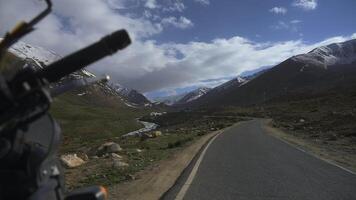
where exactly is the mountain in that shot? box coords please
[7,40,151,107]
[292,39,356,68]
[110,83,151,106]
[152,93,188,105]
[175,87,211,105]
[187,39,356,108]
[8,40,95,79]
[213,76,247,92]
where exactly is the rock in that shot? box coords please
[97,142,122,156]
[125,174,136,180]
[77,152,89,161]
[152,131,162,137]
[60,154,86,168]
[140,133,153,141]
[112,159,129,168]
[111,153,123,160]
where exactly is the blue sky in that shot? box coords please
[1,0,355,99]
[149,0,356,44]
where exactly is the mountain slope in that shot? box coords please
[152,93,188,105]
[7,40,151,106]
[175,87,211,105]
[292,39,356,67]
[9,40,95,79]
[110,83,151,106]
[189,39,356,108]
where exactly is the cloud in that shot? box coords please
[292,0,318,10]
[1,0,354,94]
[271,20,303,33]
[118,33,356,92]
[194,0,210,6]
[269,7,287,15]
[290,19,302,24]
[162,1,185,12]
[161,16,194,29]
[106,0,140,9]
[144,0,158,9]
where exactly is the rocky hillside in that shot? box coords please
[110,83,151,106]
[7,40,151,107]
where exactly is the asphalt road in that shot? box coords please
[162,119,356,200]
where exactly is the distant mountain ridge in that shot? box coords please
[110,83,151,106]
[185,38,356,108]
[8,40,151,107]
[292,39,356,67]
[175,87,211,105]
[152,93,188,105]
[9,40,95,79]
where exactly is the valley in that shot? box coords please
[2,37,356,198]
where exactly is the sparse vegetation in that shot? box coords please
[57,97,245,189]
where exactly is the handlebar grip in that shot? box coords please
[38,29,131,83]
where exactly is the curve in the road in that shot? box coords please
[163,119,356,200]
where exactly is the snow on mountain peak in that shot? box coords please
[7,40,95,78]
[214,76,246,91]
[175,87,211,104]
[9,40,61,67]
[292,39,356,67]
[111,83,132,96]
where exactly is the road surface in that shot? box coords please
[162,119,356,200]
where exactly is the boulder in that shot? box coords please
[152,131,162,138]
[60,154,86,168]
[97,142,122,156]
[140,133,153,141]
[125,174,136,180]
[111,153,123,160]
[77,152,89,161]
[112,159,129,168]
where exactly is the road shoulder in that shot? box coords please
[263,119,356,174]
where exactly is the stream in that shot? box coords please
[122,120,158,137]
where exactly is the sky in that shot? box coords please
[0,0,356,99]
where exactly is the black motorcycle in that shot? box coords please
[0,1,131,199]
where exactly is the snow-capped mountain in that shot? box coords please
[110,83,151,106]
[176,87,211,104]
[185,39,356,108]
[8,40,95,79]
[292,39,356,68]
[7,40,151,107]
[152,93,188,105]
[214,76,247,92]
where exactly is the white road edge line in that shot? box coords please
[174,131,224,200]
[269,127,356,176]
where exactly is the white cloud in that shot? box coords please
[161,16,194,29]
[145,0,158,9]
[269,7,287,15]
[106,0,140,9]
[162,1,185,12]
[194,0,210,6]
[290,19,302,24]
[271,20,302,33]
[292,0,318,10]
